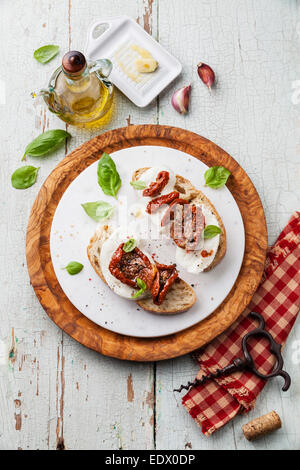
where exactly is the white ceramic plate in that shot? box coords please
[50,146,245,338]
[85,16,182,107]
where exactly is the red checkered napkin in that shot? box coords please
[182,211,300,436]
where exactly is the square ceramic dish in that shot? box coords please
[85,15,182,107]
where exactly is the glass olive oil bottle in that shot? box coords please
[40,51,114,127]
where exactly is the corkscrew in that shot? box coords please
[174,312,291,393]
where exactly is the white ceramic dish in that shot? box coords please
[85,15,182,107]
[50,146,245,338]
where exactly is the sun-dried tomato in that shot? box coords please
[109,244,178,305]
[143,171,170,197]
[160,198,190,226]
[170,203,186,248]
[170,203,205,251]
[185,205,205,251]
[146,191,179,214]
[109,243,156,290]
[151,262,178,305]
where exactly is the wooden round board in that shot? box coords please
[26,125,267,361]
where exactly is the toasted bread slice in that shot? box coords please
[132,168,226,271]
[87,224,112,283]
[136,278,196,314]
[87,224,196,315]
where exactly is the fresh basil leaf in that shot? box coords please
[97,153,121,198]
[130,180,147,190]
[81,201,114,222]
[204,166,231,189]
[136,278,147,289]
[203,225,222,239]
[22,129,71,161]
[11,165,40,189]
[62,261,83,275]
[132,277,147,299]
[123,238,137,253]
[33,45,59,64]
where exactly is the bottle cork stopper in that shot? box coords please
[62,51,86,75]
[242,411,282,441]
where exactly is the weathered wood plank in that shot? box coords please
[0,0,157,450]
[156,0,300,450]
[0,0,70,451]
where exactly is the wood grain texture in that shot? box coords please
[26,124,267,361]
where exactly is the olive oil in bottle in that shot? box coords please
[41,51,114,127]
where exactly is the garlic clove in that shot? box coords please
[171,85,191,114]
[135,58,158,73]
[197,62,215,90]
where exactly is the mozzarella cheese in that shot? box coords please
[175,205,220,273]
[99,227,155,300]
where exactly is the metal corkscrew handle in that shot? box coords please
[241,312,291,391]
[174,312,291,393]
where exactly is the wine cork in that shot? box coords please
[242,411,282,441]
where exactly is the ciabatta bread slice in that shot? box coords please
[136,279,196,314]
[87,225,196,315]
[132,168,226,271]
[87,224,112,283]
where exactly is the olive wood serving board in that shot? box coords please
[26,125,267,361]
